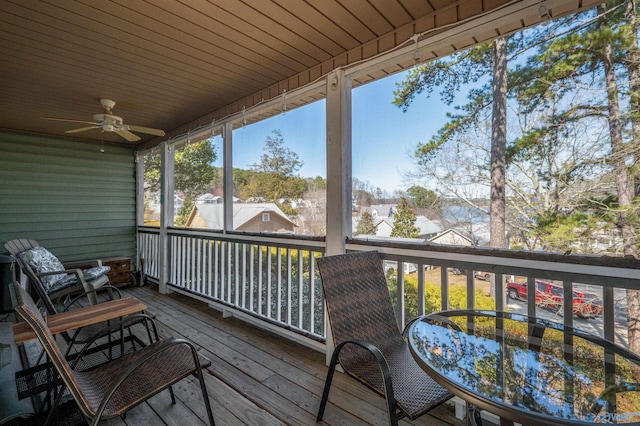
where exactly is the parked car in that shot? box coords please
[474,271,492,281]
[506,280,603,319]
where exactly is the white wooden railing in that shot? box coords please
[138,227,640,349]
[138,227,327,345]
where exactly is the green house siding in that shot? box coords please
[0,131,137,263]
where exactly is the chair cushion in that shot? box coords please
[18,248,110,294]
[81,266,111,281]
[18,247,67,292]
[56,266,111,288]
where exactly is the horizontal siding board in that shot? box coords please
[0,131,137,264]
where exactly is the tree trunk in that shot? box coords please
[599,5,640,352]
[490,36,508,251]
[490,37,508,299]
[625,0,640,197]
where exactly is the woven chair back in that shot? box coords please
[10,282,93,418]
[317,251,403,367]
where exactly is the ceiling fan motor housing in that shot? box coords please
[93,114,123,126]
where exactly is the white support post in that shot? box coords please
[222,122,233,232]
[159,141,174,294]
[324,69,352,365]
[135,151,144,271]
[325,69,352,256]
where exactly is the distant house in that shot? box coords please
[429,229,474,246]
[144,191,183,220]
[415,216,441,239]
[196,194,240,204]
[185,202,296,233]
[368,204,396,219]
[354,213,442,239]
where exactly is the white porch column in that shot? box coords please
[135,151,144,272]
[159,140,174,294]
[222,122,234,232]
[324,69,352,365]
[325,69,352,256]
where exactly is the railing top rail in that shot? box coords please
[348,238,640,289]
[164,227,326,250]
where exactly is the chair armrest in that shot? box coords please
[333,339,396,406]
[63,259,102,269]
[36,268,85,278]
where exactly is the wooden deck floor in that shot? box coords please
[93,284,468,426]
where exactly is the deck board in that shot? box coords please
[117,285,469,426]
[5,283,473,425]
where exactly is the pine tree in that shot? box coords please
[394,37,511,249]
[355,211,377,235]
[240,129,307,216]
[390,198,419,238]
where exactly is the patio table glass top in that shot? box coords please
[408,310,640,425]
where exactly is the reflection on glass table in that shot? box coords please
[407,310,640,425]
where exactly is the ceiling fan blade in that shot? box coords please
[65,126,101,134]
[127,124,165,137]
[42,117,100,126]
[114,128,141,142]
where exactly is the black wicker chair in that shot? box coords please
[316,251,453,426]
[10,282,216,426]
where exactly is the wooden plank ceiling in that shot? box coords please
[0,0,600,147]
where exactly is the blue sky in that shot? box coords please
[215,70,454,193]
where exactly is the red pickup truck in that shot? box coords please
[507,280,603,319]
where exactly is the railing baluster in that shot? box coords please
[286,249,292,326]
[267,248,272,319]
[249,244,255,311]
[257,246,262,315]
[298,249,304,329]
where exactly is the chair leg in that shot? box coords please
[169,385,176,404]
[196,369,215,426]
[317,351,340,422]
[384,394,399,426]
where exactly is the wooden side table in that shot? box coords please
[99,257,132,287]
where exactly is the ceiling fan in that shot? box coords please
[43,99,165,142]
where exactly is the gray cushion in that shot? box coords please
[56,266,111,288]
[18,247,110,294]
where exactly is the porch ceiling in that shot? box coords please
[0,0,600,147]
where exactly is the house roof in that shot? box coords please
[0,1,599,148]
[188,202,295,230]
[429,228,474,245]
[358,214,441,238]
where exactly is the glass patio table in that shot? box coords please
[407,310,640,425]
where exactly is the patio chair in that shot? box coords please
[15,264,155,369]
[315,251,453,426]
[4,239,110,306]
[10,282,216,426]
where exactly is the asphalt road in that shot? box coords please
[505,296,629,348]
